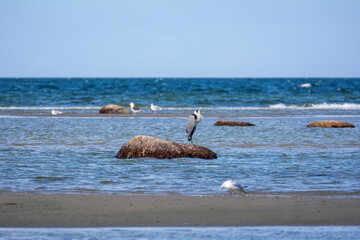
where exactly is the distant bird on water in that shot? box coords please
[150,103,162,114]
[221,180,247,196]
[129,102,142,114]
[51,110,62,115]
[186,109,204,144]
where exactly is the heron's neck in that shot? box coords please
[193,114,201,123]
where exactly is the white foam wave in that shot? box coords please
[168,103,360,110]
[299,83,312,88]
[165,107,260,110]
[164,103,360,111]
[0,106,100,110]
[268,103,360,110]
[0,103,359,111]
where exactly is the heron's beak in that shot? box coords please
[199,114,204,118]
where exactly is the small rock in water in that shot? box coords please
[116,135,217,159]
[99,104,130,114]
[214,120,255,126]
[307,120,355,128]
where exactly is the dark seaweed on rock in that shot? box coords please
[214,120,255,126]
[116,136,217,159]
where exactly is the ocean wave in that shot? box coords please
[167,103,360,110]
[0,106,100,110]
[268,103,360,110]
[0,103,359,111]
[299,83,312,88]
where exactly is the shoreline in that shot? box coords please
[1,112,360,118]
[1,193,359,227]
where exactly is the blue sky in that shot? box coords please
[0,0,359,78]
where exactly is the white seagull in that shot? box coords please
[129,102,142,114]
[51,110,62,115]
[221,180,247,196]
[150,103,162,114]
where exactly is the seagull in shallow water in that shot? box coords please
[51,110,62,115]
[186,109,204,144]
[150,103,162,114]
[129,102,142,114]
[221,180,247,196]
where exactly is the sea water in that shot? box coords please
[1,78,360,115]
[0,115,359,195]
[1,78,360,239]
[0,78,359,195]
[1,226,360,240]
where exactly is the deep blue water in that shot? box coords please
[1,78,360,114]
[0,78,359,195]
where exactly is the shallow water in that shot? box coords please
[1,226,359,240]
[0,115,359,195]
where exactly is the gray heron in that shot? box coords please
[150,103,162,114]
[221,180,247,196]
[129,102,142,114]
[186,109,204,144]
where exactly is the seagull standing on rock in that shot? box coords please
[129,102,142,114]
[221,180,247,196]
[186,109,204,144]
[150,103,162,114]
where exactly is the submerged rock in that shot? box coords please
[116,135,217,159]
[307,120,355,128]
[214,120,255,127]
[99,104,130,114]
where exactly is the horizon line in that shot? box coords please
[1,77,360,79]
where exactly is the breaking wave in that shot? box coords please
[267,103,360,110]
[0,106,100,110]
[0,103,360,111]
[166,103,360,111]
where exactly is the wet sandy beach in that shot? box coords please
[1,193,359,227]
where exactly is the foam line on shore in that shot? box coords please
[1,103,360,111]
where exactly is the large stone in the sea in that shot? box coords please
[214,120,255,127]
[99,104,130,114]
[307,120,355,128]
[116,135,217,159]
